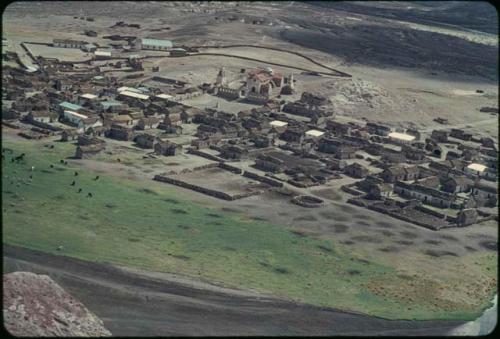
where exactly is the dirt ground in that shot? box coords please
[3,244,466,336]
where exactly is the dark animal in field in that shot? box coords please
[74,171,78,176]
[29,175,32,179]
[11,158,14,163]
[64,161,68,165]
[50,145,54,149]
[94,176,99,180]
[117,158,121,162]
[78,188,82,193]
[70,181,76,186]
[60,160,64,163]
[14,153,26,161]
[87,192,93,197]
[50,164,54,168]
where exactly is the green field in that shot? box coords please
[1,138,493,320]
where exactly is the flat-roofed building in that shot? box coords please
[63,110,89,125]
[59,101,85,113]
[139,38,173,51]
[388,132,416,145]
[270,120,288,133]
[94,50,113,59]
[118,90,150,101]
[305,129,325,138]
[53,39,87,48]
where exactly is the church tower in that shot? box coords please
[216,67,226,86]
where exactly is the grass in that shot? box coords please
[1,138,495,321]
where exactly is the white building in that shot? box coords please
[388,132,416,145]
[63,110,88,125]
[305,129,325,138]
[94,50,113,59]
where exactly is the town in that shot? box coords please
[2,2,498,336]
[3,32,498,231]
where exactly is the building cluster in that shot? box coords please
[2,35,498,230]
[215,66,295,104]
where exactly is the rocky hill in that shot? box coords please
[3,272,111,337]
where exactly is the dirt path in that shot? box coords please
[3,244,465,336]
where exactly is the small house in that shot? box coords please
[154,140,182,156]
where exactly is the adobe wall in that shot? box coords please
[153,174,261,201]
[243,170,283,187]
[218,162,243,174]
[187,148,225,162]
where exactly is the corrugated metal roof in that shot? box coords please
[141,38,173,48]
[64,110,88,119]
[59,102,83,111]
[119,90,150,100]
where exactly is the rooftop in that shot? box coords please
[156,93,173,99]
[305,129,325,137]
[80,93,98,100]
[388,132,416,142]
[467,163,487,172]
[270,120,288,127]
[119,90,150,100]
[64,110,88,119]
[141,38,173,48]
[59,102,84,111]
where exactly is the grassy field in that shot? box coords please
[1,138,495,320]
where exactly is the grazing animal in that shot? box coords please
[14,153,25,161]
[60,160,64,164]
[87,192,93,198]
[78,188,82,193]
[117,158,121,162]
[70,181,76,186]
[74,171,78,176]
[50,145,54,149]
[57,245,63,251]
[64,161,68,165]
[30,166,35,172]
[11,158,15,163]
[29,175,32,179]
[50,164,54,168]
[94,175,99,180]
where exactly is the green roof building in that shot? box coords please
[140,38,173,51]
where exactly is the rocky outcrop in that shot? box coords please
[3,272,111,337]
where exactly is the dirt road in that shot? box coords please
[3,244,465,336]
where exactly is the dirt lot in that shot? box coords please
[168,167,269,196]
